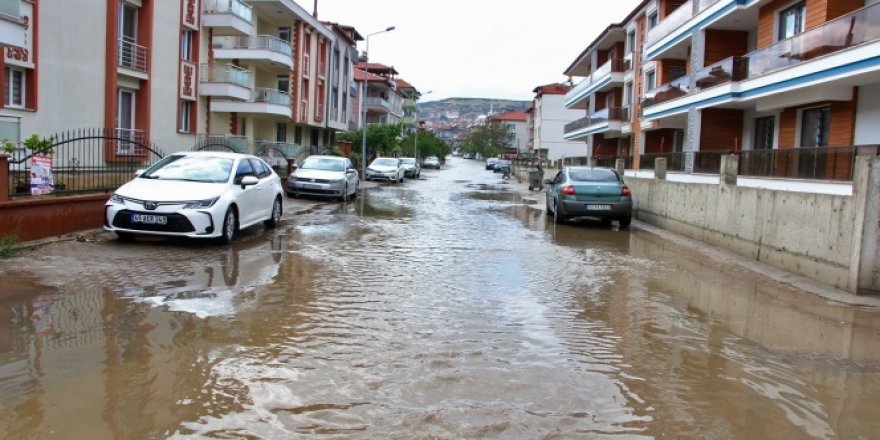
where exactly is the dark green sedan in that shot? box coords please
[544,167,633,227]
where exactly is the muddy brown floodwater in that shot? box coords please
[2,157,880,439]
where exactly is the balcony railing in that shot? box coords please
[366,97,391,110]
[252,88,290,106]
[118,39,147,72]
[195,133,249,153]
[746,2,880,78]
[200,63,250,87]
[254,140,303,158]
[564,107,629,134]
[0,0,21,21]
[643,57,747,108]
[213,35,293,57]
[203,0,253,22]
[645,0,694,48]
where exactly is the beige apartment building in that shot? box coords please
[0,0,367,164]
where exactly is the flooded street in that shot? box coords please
[2,157,880,438]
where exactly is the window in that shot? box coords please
[648,12,658,29]
[119,3,137,42]
[180,30,194,61]
[278,27,291,43]
[624,81,633,106]
[800,106,830,148]
[277,76,289,93]
[234,159,255,183]
[778,1,805,41]
[117,88,136,154]
[645,70,656,91]
[294,126,302,144]
[627,31,636,53]
[276,122,287,142]
[669,65,686,81]
[754,116,775,149]
[179,100,192,132]
[4,67,25,108]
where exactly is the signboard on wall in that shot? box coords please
[30,154,54,195]
[180,61,197,100]
[6,1,34,69]
[181,0,200,30]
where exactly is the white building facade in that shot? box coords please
[530,84,585,161]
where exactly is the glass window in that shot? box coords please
[180,30,194,61]
[800,106,830,148]
[648,12,658,29]
[645,70,656,91]
[568,168,620,182]
[624,82,633,105]
[5,67,25,108]
[754,116,775,149]
[235,158,255,183]
[627,31,636,53]
[278,27,291,43]
[179,100,192,132]
[276,122,287,142]
[778,1,805,41]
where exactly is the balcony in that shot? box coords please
[0,0,25,48]
[366,97,391,113]
[254,140,303,159]
[563,59,628,109]
[643,57,747,108]
[203,0,254,36]
[118,38,148,77]
[209,88,291,118]
[643,2,880,119]
[212,35,293,70]
[643,0,733,60]
[563,107,629,140]
[199,64,251,101]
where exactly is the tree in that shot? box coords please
[400,129,451,159]
[463,122,510,158]
[338,123,403,159]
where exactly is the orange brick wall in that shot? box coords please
[704,30,749,65]
[777,95,857,148]
[657,59,688,84]
[700,108,745,151]
[757,0,862,49]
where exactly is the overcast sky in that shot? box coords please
[314,0,643,102]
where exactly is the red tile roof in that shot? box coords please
[355,62,398,76]
[490,111,528,122]
[395,78,416,90]
[354,68,386,82]
[532,83,571,95]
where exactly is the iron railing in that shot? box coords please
[194,133,249,153]
[6,128,165,198]
[564,107,629,134]
[118,39,147,72]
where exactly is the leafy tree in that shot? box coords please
[400,129,451,160]
[463,122,509,158]
[338,123,403,160]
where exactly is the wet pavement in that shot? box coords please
[2,157,880,438]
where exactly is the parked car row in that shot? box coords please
[104,152,446,245]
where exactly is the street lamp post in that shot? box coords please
[360,26,395,177]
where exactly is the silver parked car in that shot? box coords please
[365,157,406,183]
[286,155,359,201]
[400,157,421,179]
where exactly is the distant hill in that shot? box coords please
[418,98,530,123]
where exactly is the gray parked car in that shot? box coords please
[286,155,359,201]
[545,166,632,227]
[400,157,421,178]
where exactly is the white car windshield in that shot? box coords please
[141,156,233,183]
[373,158,398,167]
[301,157,346,171]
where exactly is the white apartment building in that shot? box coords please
[1,0,360,164]
[488,111,529,154]
[529,83,585,161]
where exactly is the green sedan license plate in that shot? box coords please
[586,204,611,211]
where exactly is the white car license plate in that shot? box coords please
[586,204,611,211]
[131,213,168,225]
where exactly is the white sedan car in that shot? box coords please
[286,155,359,200]
[365,157,406,183]
[105,151,284,243]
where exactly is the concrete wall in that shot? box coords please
[0,194,109,242]
[625,156,880,293]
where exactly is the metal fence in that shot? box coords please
[6,128,165,198]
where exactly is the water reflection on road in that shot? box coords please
[1,157,880,438]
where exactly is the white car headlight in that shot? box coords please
[110,194,125,204]
[183,197,219,209]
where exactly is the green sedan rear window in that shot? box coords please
[569,169,619,182]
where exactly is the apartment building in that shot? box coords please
[488,111,529,154]
[0,0,362,162]
[354,61,405,126]
[528,83,585,161]
[396,78,420,133]
[563,0,880,172]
